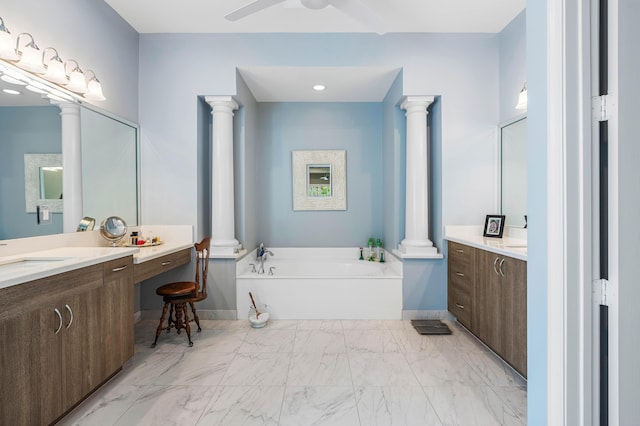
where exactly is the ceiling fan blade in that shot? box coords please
[225,0,288,21]
[329,0,387,35]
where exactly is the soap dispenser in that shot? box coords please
[375,238,382,261]
[368,237,374,261]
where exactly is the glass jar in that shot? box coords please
[248,304,269,328]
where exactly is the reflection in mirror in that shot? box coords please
[307,164,332,197]
[0,62,139,240]
[39,166,63,199]
[500,116,527,227]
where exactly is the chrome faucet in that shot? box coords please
[256,243,274,274]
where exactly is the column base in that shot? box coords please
[210,239,242,257]
[393,240,443,259]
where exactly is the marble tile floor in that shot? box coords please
[60,319,527,426]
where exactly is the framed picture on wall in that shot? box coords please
[483,214,506,238]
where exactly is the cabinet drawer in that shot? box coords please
[133,248,191,283]
[448,241,475,269]
[448,284,471,328]
[103,256,134,281]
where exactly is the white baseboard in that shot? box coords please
[402,310,454,320]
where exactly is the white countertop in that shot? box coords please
[0,225,194,290]
[445,225,527,261]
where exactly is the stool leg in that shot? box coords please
[167,304,175,332]
[152,302,170,348]
[189,301,201,332]
[182,303,193,347]
[174,303,183,335]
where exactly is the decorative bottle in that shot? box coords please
[375,238,382,261]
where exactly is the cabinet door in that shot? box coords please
[500,256,527,376]
[61,287,104,413]
[102,257,135,372]
[0,304,64,425]
[475,250,503,353]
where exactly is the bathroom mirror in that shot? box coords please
[307,164,332,197]
[0,62,139,240]
[99,215,127,246]
[500,116,527,227]
[292,150,346,210]
[39,166,63,199]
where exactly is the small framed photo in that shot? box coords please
[483,215,506,238]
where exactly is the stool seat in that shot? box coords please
[156,282,196,297]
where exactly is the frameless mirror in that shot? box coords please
[0,61,139,240]
[500,116,527,227]
[307,164,332,197]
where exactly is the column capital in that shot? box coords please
[51,101,81,115]
[204,95,239,112]
[400,96,435,112]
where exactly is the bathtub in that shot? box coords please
[236,248,402,320]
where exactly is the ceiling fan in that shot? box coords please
[225,0,387,34]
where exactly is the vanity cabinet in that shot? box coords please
[447,241,527,377]
[447,241,476,329]
[0,258,134,425]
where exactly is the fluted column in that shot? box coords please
[205,96,240,255]
[57,102,83,233]
[395,96,439,258]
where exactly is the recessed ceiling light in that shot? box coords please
[2,88,22,95]
[313,84,326,91]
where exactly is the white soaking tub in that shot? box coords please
[236,247,402,320]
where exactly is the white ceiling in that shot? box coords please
[105,0,525,34]
[0,1,525,106]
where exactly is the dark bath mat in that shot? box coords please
[411,319,452,335]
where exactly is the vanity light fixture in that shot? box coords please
[0,16,106,101]
[313,84,326,91]
[65,59,87,94]
[42,47,68,85]
[515,82,527,110]
[83,69,106,101]
[0,17,19,60]
[15,33,46,74]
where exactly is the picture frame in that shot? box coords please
[483,214,506,238]
[292,150,346,211]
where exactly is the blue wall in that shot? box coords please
[0,106,63,239]
[256,102,383,247]
[499,10,527,123]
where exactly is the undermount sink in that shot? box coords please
[0,257,72,274]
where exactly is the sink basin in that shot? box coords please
[0,257,72,275]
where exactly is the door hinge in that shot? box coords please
[593,278,610,306]
[592,94,615,122]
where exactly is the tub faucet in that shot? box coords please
[256,243,274,274]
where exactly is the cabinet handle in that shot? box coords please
[65,304,73,329]
[493,257,500,275]
[112,265,128,272]
[499,258,506,277]
[54,308,62,334]
[161,261,172,266]
[455,303,465,310]
[455,249,464,253]
[455,272,465,277]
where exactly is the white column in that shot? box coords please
[395,96,439,258]
[57,102,83,233]
[205,96,240,255]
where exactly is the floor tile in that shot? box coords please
[110,351,186,386]
[188,329,248,353]
[220,352,291,386]
[493,385,528,420]
[354,386,443,426]
[462,350,526,387]
[424,384,523,426]
[196,386,284,425]
[293,329,346,353]
[113,385,216,426]
[58,383,146,426]
[279,386,360,426]
[287,352,352,386]
[239,329,296,353]
[297,319,344,330]
[152,352,235,386]
[349,352,420,386]
[342,319,386,330]
[406,351,486,387]
[344,329,402,353]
